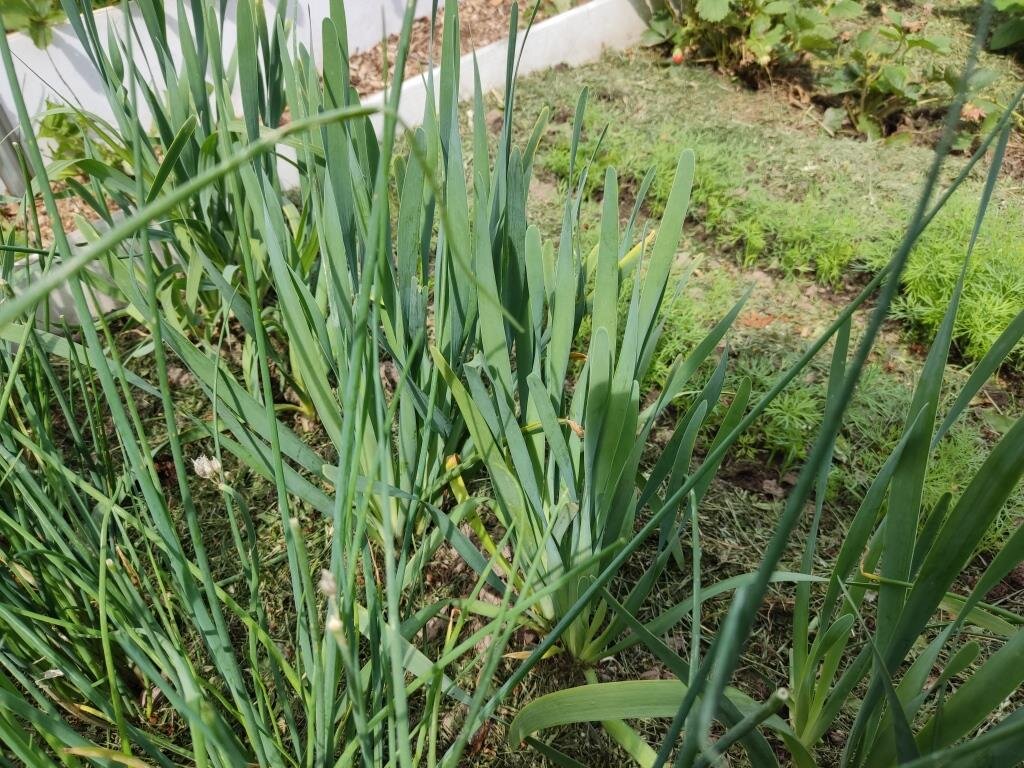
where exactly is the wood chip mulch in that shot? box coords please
[1,191,98,248]
[350,0,534,95]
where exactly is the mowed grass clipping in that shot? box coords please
[516,50,1024,364]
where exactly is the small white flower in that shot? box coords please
[192,454,221,480]
[326,615,343,634]
[318,569,337,598]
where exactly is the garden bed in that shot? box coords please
[350,0,529,95]
[0,0,438,180]
[2,1,1024,766]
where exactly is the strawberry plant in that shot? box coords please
[0,0,63,47]
[991,0,1024,49]
[641,0,862,80]
[818,9,953,137]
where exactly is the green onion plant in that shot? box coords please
[0,0,1022,766]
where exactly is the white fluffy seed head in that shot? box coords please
[318,569,337,598]
[192,454,221,480]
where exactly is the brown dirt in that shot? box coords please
[986,561,1024,603]
[0,185,106,248]
[1002,130,1024,181]
[349,0,560,96]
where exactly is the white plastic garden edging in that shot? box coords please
[4,0,650,321]
[2,0,648,192]
[0,0,436,126]
[363,0,649,132]
[0,0,435,192]
[274,0,650,186]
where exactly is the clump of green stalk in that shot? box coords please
[0,1,565,766]
[432,84,755,670]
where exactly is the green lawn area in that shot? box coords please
[509,43,1024,584]
[516,41,1024,364]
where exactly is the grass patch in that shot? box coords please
[516,73,1024,554]
[649,257,1024,555]
[516,49,1024,365]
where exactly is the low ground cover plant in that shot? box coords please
[645,0,1011,138]
[818,8,955,138]
[1,1,1023,766]
[530,51,1024,369]
[992,0,1024,49]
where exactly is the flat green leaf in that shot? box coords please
[991,19,1024,49]
[145,115,197,203]
[892,417,1024,665]
[593,167,620,347]
[898,708,1024,768]
[696,0,732,23]
[636,150,695,356]
[907,35,952,54]
[829,1,864,20]
[509,680,689,744]
[640,28,671,47]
